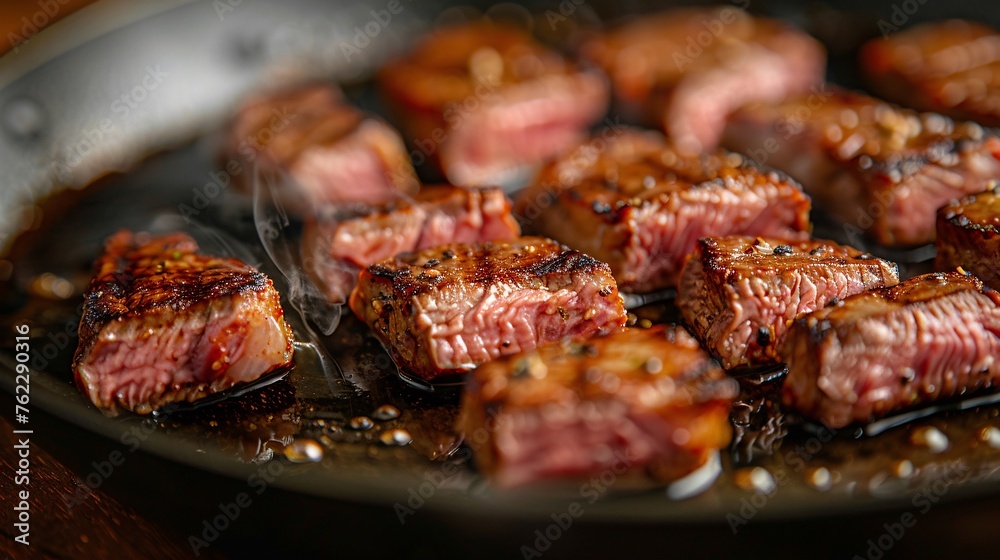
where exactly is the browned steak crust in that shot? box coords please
[862,20,1000,127]
[377,21,608,187]
[348,237,627,382]
[782,272,1000,428]
[303,185,520,302]
[516,128,812,292]
[582,6,825,154]
[73,230,295,415]
[678,236,899,369]
[457,325,737,487]
[224,83,417,207]
[936,185,1000,291]
[724,89,1000,246]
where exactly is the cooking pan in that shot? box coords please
[4,1,1000,558]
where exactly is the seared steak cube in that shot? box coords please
[724,89,1000,246]
[936,185,1000,291]
[862,20,1000,127]
[378,21,609,187]
[781,272,1000,428]
[582,6,825,154]
[515,128,812,292]
[224,84,418,207]
[303,185,521,302]
[457,325,738,487]
[678,236,899,369]
[73,231,295,415]
[348,237,627,382]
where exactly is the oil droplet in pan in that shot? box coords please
[978,426,1000,449]
[283,439,324,463]
[807,467,832,491]
[892,460,915,479]
[372,405,401,421]
[733,467,776,494]
[910,426,949,453]
[349,416,375,430]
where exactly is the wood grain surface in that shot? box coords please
[0,393,223,560]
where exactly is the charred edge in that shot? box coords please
[944,212,1000,235]
[531,249,603,278]
[84,269,268,324]
[756,326,773,347]
[368,263,399,280]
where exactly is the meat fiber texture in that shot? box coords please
[348,237,628,382]
[457,325,738,487]
[936,185,1000,291]
[782,272,1000,428]
[223,83,418,210]
[862,20,1000,127]
[73,231,295,415]
[581,6,825,155]
[677,236,899,370]
[724,89,1000,246]
[515,127,812,293]
[378,21,609,188]
[303,185,521,302]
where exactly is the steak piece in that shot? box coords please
[514,128,812,293]
[677,236,899,369]
[457,325,738,487]
[348,237,627,382]
[378,21,609,187]
[303,185,521,302]
[936,185,1000,291]
[581,6,825,154]
[224,84,418,208]
[781,272,1000,428]
[724,89,1000,246]
[73,231,295,415]
[862,20,1000,127]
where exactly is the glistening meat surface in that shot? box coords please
[677,236,898,369]
[457,325,737,487]
[724,89,1000,246]
[224,84,417,208]
[303,185,520,302]
[73,231,295,415]
[582,6,825,154]
[348,237,627,382]
[516,128,812,292]
[378,21,609,187]
[936,185,1000,291]
[781,272,1000,428]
